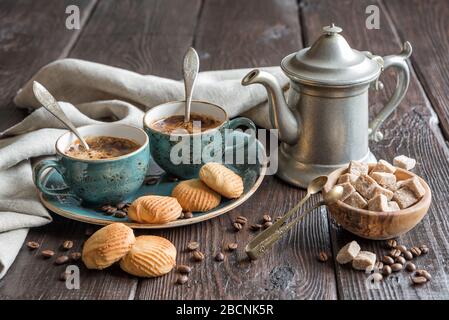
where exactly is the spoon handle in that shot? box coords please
[183,47,199,122]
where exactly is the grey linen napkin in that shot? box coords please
[0,58,288,279]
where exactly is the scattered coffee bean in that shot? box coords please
[55,255,69,265]
[386,239,397,249]
[177,265,192,274]
[187,241,200,251]
[382,255,394,265]
[145,176,159,185]
[116,202,128,210]
[410,246,422,257]
[411,276,428,285]
[26,241,40,250]
[419,245,429,254]
[405,262,416,272]
[374,261,384,271]
[372,273,383,282]
[70,252,82,261]
[235,216,248,225]
[391,263,403,272]
[59,272,70,281]
[403,250,413,260]
[263,221,273,229]
[395,256,406,265]
[101,204,112,211]
[215,252,225,262]
[104,207,117,216]
[41,250,55,258]
[250,224,263,231]
[395,244,407,253]
[227,243,238,251]
[114,210,127,218]
[382,265,392,276]
[233,222,243,231]
[62,240,73,250]
[183,211,193,219]
[262,214,272,223]
[192,250,205,262]
[317,251,328,262]
[389,249,401,258]
[176,274,189,285]
[415,269,432,281]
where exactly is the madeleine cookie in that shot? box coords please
[119,235,177,277]
[172,179,221,212]
[128,195,182,224]
[199,162,244,199]
[82,223,135,270]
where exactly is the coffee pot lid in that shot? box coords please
[281,24,382,87]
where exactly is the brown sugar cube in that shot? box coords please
[336,241,361,264]
[343,191,368,209]
[371,185,394,201]
[393,188,419,209]
[396,177,425,198]
[368,194,389,212]
[338,182,355,201]
[393,155,416,171]
[371,159,396,174]
[370,172,397,191]
[354,174,378,199]
[348,160,369,176]
[337,173,358,185]
[352,251,377,271]
[387,201,400,212]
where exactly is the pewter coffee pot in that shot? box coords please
[242,24,412,188]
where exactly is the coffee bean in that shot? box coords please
[395,244,407,253]
[411,276,428,285]
[26,241,40,250]
[235,216,248,225]
[382,265,392,276]
[389,249,401,258]
[177,265,192,274]
[227,243,238,251]
[395,256,406,265]
[61,240,73,250]
[382,255,394,265]
[405,262,416,272]
[263,221,273,229]
[187,241,200,251]
[192,250,205,262]
[145,176,159,185]
[215,252,225,262]
[114,210,127,218]
[262,214,272,223]
[59,272,70,281]
[101,204,112,211]
[317,251,328,262]
[70,252,82,261]
[386,239,397,249]
[410,246,422,257]
[403,250,413,260]
[250,224,262,231]
[415,269,432,281]
[374,261,384,271]
[183,211,193,219]
[391,263,403,272]
[372,273,383,282]
[116,202,128,210]
[104,207,117,216]
[55,255,69,265]
[419,245,429,254]
[41,249,55,258]
[233,222,243,231]
[177,274,189,285]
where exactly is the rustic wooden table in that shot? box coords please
[1,0,448,300]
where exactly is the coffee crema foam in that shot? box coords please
[150,113,222,134]
[65,136,141,160]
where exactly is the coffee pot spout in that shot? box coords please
[242,69,298,144]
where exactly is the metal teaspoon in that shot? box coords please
[182,47,199,123]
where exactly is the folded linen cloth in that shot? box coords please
[0,58,288,279]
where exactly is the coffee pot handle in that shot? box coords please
[368,41,412,142]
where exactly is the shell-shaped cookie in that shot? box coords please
[82,223,135,270]
[128,195,182,224]
[199,162,244,199]
[119,235,177,277]
[171,179,221,212]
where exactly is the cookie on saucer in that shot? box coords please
[171,179,221,212]
[128,195,182,224]
[199,162,244,199]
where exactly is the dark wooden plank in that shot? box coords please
[382,0,449,140]
[135,0,338,300]
[0,0,97,132]
[301,0,449,299]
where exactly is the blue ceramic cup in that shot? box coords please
[33,124,150,206]
[143,101,256,179]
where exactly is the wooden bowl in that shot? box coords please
[323,164,432,240]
